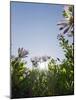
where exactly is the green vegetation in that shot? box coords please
[11,5,74,98]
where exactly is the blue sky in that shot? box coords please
[11,2,65,63]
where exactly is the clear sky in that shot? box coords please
[11,2,65,67]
